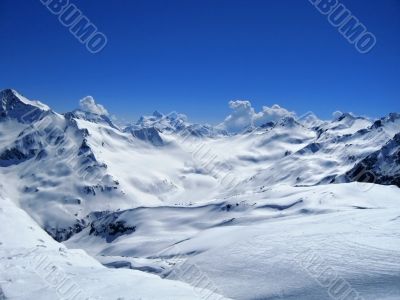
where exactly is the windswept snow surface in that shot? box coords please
[66,183,400,300]
[0,89,400,299]
[0,193,228,300]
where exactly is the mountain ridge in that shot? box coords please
[1,88,400,300]
[0,88,399,240]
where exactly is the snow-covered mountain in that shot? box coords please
[344,131,400,187]
[0,89,50,123]
[124,110,228,144]
[0,89,399,300]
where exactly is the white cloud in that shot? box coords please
[254,104,295,126]
[79,96,109,116]
[218,100,294,133]
[218,100,255,133]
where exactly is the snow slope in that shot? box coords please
[66,183,400,300]
[0,192,228,300]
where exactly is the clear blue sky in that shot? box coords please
[0,0,399,123]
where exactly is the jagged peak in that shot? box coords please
[65,109,120,130]
[152,110,163,118]
[333,112,370,123]
[385,112,400,122]
[0,88,50,111]
[0,88,16,95]
[0,89,51,123]
[276,116,301,128]
[368,112,400,133]
[296,112,324,128]
[335,112,356,122]
[134,110,188,129]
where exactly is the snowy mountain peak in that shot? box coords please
[1,89,50,111]
[343,132,400,187]
[333,112,370,124]
[1,88,16,97]
[369,112,400,136]
[65,109,119,130]
[277,116,300,128]
[134,111,188,132]
[296,112,323,128]
[335,112,355,121]
[165,111,187,121]
[384,112,400,123]
[152,110,164,118]
[0,88,50,123]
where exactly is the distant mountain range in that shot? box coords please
[1,88,399,239]
[1,89,399,300]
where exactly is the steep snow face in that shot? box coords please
[64,109,120,130]
[369,112,400,137]
[125,126,165,146]
[0,89,50,123]
[1,89,50,111]
[344,133,400,187]
[0,194,228,300]
[0,110,124,241]
[0,120,30,156]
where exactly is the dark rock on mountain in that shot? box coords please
[0,89,49,123]
[89,219,136,242]
[129,127,164,146]
[345,133,400,187]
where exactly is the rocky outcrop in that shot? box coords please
[345,133,400,187]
